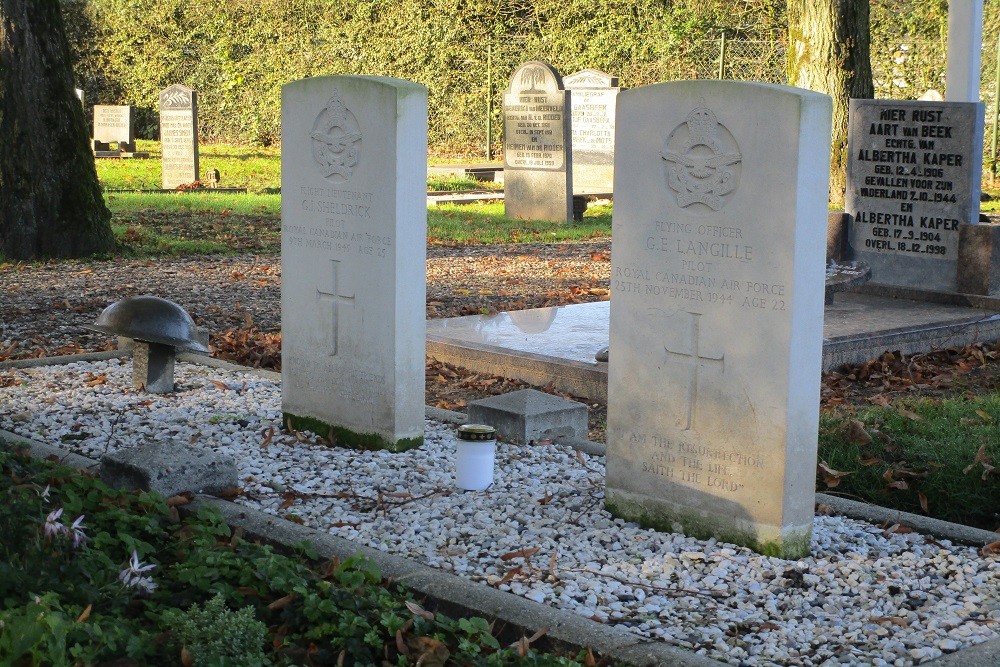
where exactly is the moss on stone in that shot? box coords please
[282,413,423,453]
[605,492,813,559]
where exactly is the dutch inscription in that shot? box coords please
[847,101,982,265]
[504,63,566,170]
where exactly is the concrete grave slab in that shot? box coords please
[281,75,427,451]
[100,442,237,498]
[605,81,832,557]
[467,388,589,444]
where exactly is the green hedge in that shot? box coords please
[60,0,996,157]
[60,0,789,155]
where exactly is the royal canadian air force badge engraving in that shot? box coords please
[661,103,741,211]
[311,90,362,183]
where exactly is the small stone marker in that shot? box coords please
[846,99,984,292]
[605,81,832,558]
[92,105,136,154]
[101,443,237,498]
[564,69,619,193]
[281,75,427,451]
[467,388,589,444]
[159,84,200,189]
[503,61,573,221]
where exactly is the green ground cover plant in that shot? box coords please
[818,393,1000,530]
[0,446,606,666]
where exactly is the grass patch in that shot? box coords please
[96,140,282,192]
[427,173,503,192]
[103,194,610,255]
[818,394,1000,529]
[428,202,611,245]
[108,193,280,256]
[0,446,606,666]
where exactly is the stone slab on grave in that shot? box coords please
[281,75,427,451]
[846,99,985,292]
[604,81,832,558]
[503,61,573,221]
[159,84,200,189]
[100,442,237,498]
[467,388,589,444]
[564,69,619,194]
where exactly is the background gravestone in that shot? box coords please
[92,105,136,154]
[564,69,619,194]
[846,99,984,292]
[281,75,427,451]
[605,81,832,558]
[159,84,200,189]
[503,61,573,221]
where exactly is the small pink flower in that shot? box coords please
[119,551,157,594]
[43,508,67,539]
[68,515,87,548]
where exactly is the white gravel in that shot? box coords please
[2,358,999,666]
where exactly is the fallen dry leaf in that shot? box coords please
[404,600,435,621]
[847,420,873,445]
[76,604,92,623]
[500,547,540,561]
[267,593,298,611]
[818,461,851,488]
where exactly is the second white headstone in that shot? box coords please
[606,81,832,558]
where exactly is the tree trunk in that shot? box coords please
[0,0,115,259]
[787,0,874,208]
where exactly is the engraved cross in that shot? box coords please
[316,259,355,356]
[664,312,724,431]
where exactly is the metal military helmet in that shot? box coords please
[86,295,209,353]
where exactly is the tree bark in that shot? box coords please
[787,0,874,208]
[0,0,115,259]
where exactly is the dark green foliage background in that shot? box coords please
[59,0,997,156]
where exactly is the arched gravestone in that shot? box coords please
[159,85,200,189]
[503,61,573,222]
[606,81,832,559]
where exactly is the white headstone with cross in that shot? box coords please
[280,75,428,451]
[605,81,832,558]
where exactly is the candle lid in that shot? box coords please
[457,424,497,441]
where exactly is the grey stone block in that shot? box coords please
[957,221,1000,295]
[827,211,848,261]
[467,389,588,444]
[100,442,237,498]
[131,341,176,393]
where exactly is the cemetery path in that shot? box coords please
[3,241,1000,444]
